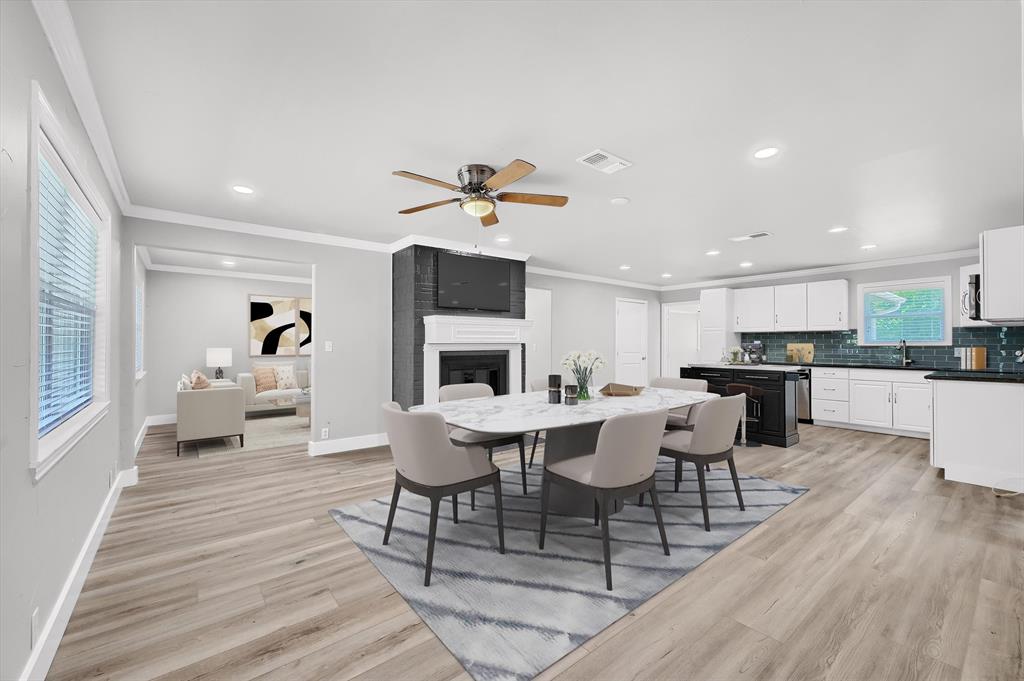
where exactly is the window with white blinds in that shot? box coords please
[857,277,952,346]
[37,146,100,436]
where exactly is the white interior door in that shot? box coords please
[525,287,552,386]
[615,298,648,385]
[662,302,700,377]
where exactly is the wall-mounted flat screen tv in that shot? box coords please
[436,252,511,312]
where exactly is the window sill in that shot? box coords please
[135,370,147,383]
[32,401,111,482]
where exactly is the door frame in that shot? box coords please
[525,286,553,386]
[661,301,700,377]
[614,297,649,384]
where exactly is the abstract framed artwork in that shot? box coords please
[250,295,298,356]
[298,297,313,356]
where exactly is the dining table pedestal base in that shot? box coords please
[542,423,623,518]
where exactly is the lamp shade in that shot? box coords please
[206,347,232,368]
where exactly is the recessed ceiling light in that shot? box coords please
[860,243,877,250]
[661,273,673,279]
[619,264,631,270]
[739,261,753,268]
[753,147,779,159]
[828,225,849,233]
[232,185,254,194]
[222,260,236,266]
[610,197,630,206]
[705,249,721,256]
[494,234,511,244]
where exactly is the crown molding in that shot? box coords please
[525,266,661,291]
[32,0,130,214]
[146,263,312,285]
[135,244,152,269]
[389,234,532,261]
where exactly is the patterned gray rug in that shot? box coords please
[330,455,806,681]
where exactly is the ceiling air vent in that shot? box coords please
[576,148,632,174]
[728,231,773,242]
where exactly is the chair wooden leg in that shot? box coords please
[728,457,745,511]
[529,432,539,468]
[492,476,505,554]
[451,494,459,523]
[648,483,670,556]
[470,489,475,510]
[487,447,493,462]
[539,472,551,549]
[383,481,401,545]
[674,458,682,492]
[637,493,644,507]
[518,438,528,495]
[239,434,244,448]
[176,442,180,456]
[706,463,711,472]
[695,463,711,532]
[424,496,441,586]
[599,491,613,591]
[594,498,599,526]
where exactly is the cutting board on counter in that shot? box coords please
[786,343,814,364]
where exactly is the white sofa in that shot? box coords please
[237,369,309,415]
[176,383,245,455]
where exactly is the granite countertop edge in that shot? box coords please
[687,362,1024,381]
[922,371,1024,383]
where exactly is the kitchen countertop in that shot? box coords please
[689,361,1023,373]
[923,370,1024,383]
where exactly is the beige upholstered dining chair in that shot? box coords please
[527,377,549,468]
[655,394,746,532]
[538,409,670,591]
[380,402,505,586]
[650,377,709,430]
[439,383,529,497]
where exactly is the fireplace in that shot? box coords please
[439,351,509,396]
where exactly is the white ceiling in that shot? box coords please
[145,246,312,279]
[70,0,1023,286]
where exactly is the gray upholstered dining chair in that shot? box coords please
[527,377,549,468]
[653,394,746,532]
[439,383,529,497]
[381,402,505,586]
[538,409,670,591]
[650,377,709,430]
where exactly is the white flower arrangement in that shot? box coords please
[561,350,606,399]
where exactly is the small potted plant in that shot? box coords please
[561,351,605,400]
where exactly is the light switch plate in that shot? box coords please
[324,341,333,352]
[321,427,330,440]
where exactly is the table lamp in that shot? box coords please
[206,347,232,380]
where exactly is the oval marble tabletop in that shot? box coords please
[410,387,718,434]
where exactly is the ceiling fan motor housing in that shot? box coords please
[457,164,496,192]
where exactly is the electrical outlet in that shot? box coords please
[30,607,39,648]
[324,341,333,352]
[321,426,330,440]
[953,347,962,357]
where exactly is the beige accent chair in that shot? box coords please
[655,394,746,532]
[237,368,309,415]
[381,402,505,586]
[527,377,549,468]
[538,409,670,590]
[176,384,245,456]
[650,377,709,430]
[439,383,528,496]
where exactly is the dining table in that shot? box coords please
[411,386,718,517]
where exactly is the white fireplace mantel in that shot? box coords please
[422,315,533,405]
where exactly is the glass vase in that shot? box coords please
[577,380,591,401]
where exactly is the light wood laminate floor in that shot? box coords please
[48,424,1023,680]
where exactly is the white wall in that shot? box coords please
[143,270,312,416]
[525,272,661,386]
[1,3,127,678]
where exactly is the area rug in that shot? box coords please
[330,456,806,681]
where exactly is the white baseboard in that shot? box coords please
[812,419,929,440]
[308,432,388,456]
[19,467,134,681]
[146,413,177,426]
[133,422,147,458]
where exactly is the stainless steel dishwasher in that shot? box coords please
[796,369,811,423]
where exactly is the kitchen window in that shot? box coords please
[857,276,952,346]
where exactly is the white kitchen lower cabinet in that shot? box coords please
[892,381,932,433]
[812,399,849,423]
[849,380,893,429]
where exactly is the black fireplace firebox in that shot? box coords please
[439,351,508,396]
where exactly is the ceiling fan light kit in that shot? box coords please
[392,159,568,227]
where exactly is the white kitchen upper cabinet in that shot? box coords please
[958,264,989,328]
[892,381,932,433]
[774,284,808,331]
[849,379,893,428]
[699,288,731,330]
[980,225,1024,323]
[806,279,849,330]
[734,286,775,332]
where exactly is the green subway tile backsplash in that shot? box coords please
[740,326,1024,370]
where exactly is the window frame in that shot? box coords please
[856,276,953,347]
[28,83,112,480]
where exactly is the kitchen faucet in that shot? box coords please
[898,340,912,367]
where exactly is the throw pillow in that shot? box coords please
[275,364,298,390]
[179,375,191,391]
[190,369,210,390]
[253,366,278,393]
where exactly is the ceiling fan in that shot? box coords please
[392,159,569,227]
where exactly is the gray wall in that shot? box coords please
[525,273,662,386]
[144,271,312,416]
[1,3,128,678]
[127,218,391,440]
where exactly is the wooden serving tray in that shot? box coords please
[599,383,644,397]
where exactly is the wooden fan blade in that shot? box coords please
[484,159,536,190]
[398,198,460,214]
[480,211,499,227]
[496,192,569,207]
[392,170,460,192]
